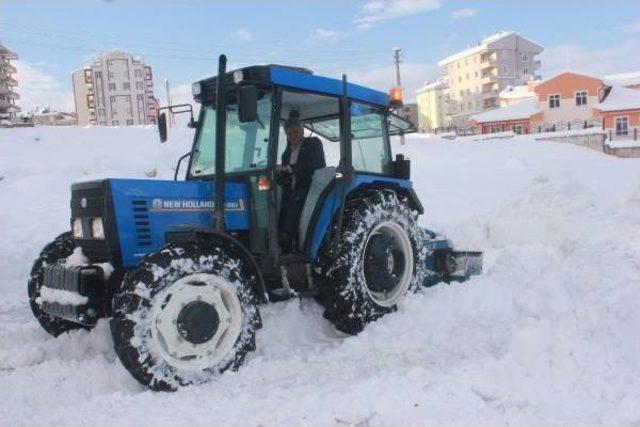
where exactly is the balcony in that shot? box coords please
[480,74,497,85]
[483,98,498,109]
[0,99,10,108]
[0,62,17,74]
[0,50,19,60]
[532,60,541,69]
[0,83,9,94]
[481,90,498,99]
[480,58,497,70]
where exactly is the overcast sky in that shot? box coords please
[2,0,640,112]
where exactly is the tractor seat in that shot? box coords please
[298,166,336,252]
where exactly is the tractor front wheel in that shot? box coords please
[320,190,427,335]
[110,241,260,391]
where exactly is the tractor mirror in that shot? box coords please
[158,112,168,143]
[393,154,411,179]
[238,85,258,123]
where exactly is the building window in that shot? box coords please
[98,109,105,117]
[123,82,131,91]
[468,101,472,110]
[112,120,119,126]
[458,77,462,83]
[615,116,629,135]
[95,71,102,79]
[502,66,508,73]
[523,68,529,75]
[84,69,92,84]
[108,71,114,79]
[126,119,134,125]
[491,125,501,133]
[549,94,560,109]
[135,69,143,78]
[135,81,144,90]
[459,90,464,97]
[522,53,528,61]
[474,71,478,77]
[512,124,523,134]
[575,91,588,106]
[108,82,116,90]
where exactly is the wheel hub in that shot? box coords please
[151,274,242,369]
[362,221,413,307]
[176,301,220,344]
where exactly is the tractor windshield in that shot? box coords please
[189,96,272,177]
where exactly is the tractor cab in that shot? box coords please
[158,57,417,285]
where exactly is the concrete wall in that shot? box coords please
[605,145,640,158]
[535,132,606,152]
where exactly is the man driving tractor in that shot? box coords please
[276,115,326,253]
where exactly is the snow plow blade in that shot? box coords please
[424,235,483,285]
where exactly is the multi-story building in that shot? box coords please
[416,76,449,132]
[72,51,157,126]
[0,42,20,121]
[438,31,543,127]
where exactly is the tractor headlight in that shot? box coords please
[191,82,201,96]
[72,218,83,239]
[91,217,105,239]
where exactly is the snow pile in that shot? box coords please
[1,126,640,426]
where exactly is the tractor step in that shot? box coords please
[41,301,99,326]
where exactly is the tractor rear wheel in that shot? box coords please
[110,241,260,391]
[320,190,427,335]
[28,232,90,337]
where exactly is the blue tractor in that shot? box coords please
[28,56,481,391]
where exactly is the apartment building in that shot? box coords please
[416,76,449,132]
[72,51,158,126]
[0,42,20,121]
[438,31,543,127]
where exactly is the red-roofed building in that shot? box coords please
[594,86,640,140]
[471,72,608,134]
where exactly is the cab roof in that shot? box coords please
[195,65,390,107]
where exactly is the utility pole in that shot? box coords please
[393,48,406,145]
[164,79,175,126]
[393,47,402,87]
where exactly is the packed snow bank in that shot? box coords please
[1,126,640,426]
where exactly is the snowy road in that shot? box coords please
[1,127,640,426]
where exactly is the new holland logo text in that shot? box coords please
[150,198,245,212]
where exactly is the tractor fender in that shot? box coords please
[164,228,268,303]
[348,182,423,215]
[305,177,423,261]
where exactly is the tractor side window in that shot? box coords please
[351,103,391,175]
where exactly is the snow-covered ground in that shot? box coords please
[1,126,640,426]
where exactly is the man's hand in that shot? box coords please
[275,164,291,173]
